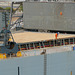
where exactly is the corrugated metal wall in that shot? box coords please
[23,2,75,31]
[0,51,75,75]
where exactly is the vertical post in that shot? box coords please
[69,38,70,45]
[63,39,65,45]
[56,40,57,46]
[44,49,47,75]
[19,44,21,51]
[29,43,31,50]
[49,41,51,47]
[60,39,62,46]
[26,44,28,50]
[73,38,74,44]
[18,67,20,75]
[74,38,75,44]
[9,2,13,30]
[42,41,45,48]
[10,53,11,58]
[33,43,35,49]
[4,12,8,46]
[53,40,55,46]
[10,33,14,42]
[39,42,41,48]
[4,12,6,46]
[5,12,7,30]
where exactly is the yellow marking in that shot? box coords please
[8,38,11,41]
[0,53,6,59]
[17,51,22,57]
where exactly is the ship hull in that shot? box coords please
[0,50,75,75]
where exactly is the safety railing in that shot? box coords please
[18,37,75,51]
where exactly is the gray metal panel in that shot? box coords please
[0,51,75,75]
[23,2,54,30]
[23,2,75,31]
[47,51,75,75]
[0,55,44,75]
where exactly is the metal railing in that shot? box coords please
[19,37,75,51]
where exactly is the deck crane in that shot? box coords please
[0,11,18,54]
[0,0,24,54]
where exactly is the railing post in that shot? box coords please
[73,38,74,44]
[18,67,20,75]
[60,39,62,46]
[33,43,35,49]
[49,41,50,47]
[42,42,45,48]
[44,49,47,75]
[53,40,55,46]
[69,38,70,45]
[63,39,65,45]
[26,44,28,50]
[29,43,31,50]
[39,42,41,48]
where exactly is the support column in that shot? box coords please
[63,39,65,45]
[69,38,70,45]
[9,2,13,30]
[49,41,51,47]
[39,42,41,48]
[73,38,74,44]
[29,43,31,50]
[44,50,47,75]
[42,42,45,48]
[18,67,20,75]
[60,39,62,46]
[53,40,55,46]
[33,43,35,49]
[26,44,28,50]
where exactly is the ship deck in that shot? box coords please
[12,31,75,43]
